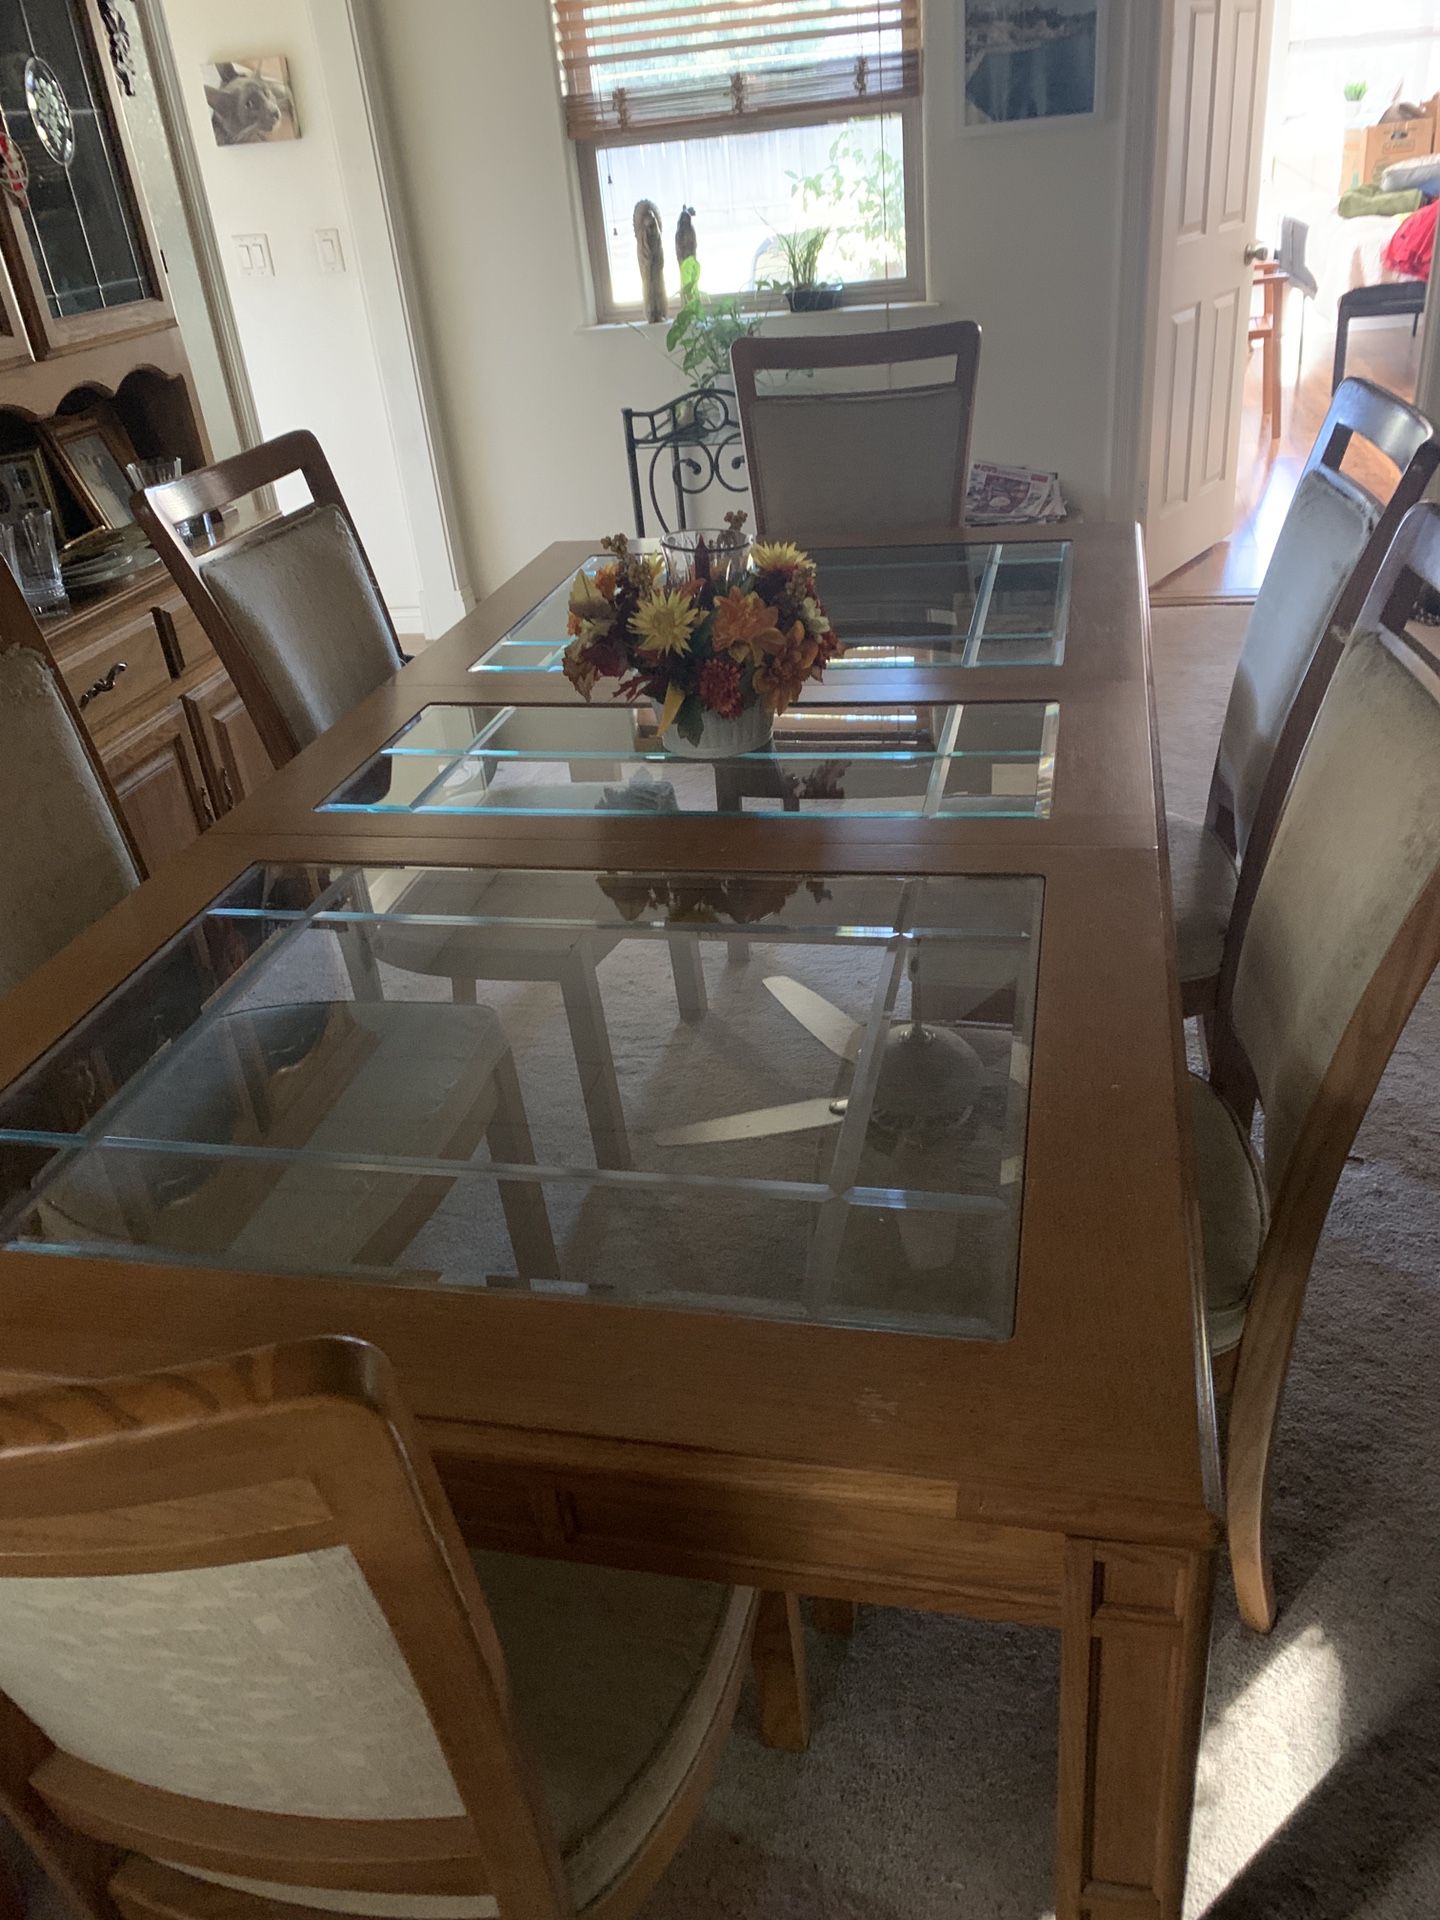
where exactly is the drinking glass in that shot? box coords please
[125,456,182,492]
[13,508,68,615]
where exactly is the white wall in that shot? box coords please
[365,0,1144,597]
[160,0,422,629]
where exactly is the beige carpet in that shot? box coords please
[7,605,1438,1919]
[635,602,1440,1920]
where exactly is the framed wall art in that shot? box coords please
[963,1,1106,130]
[43,405,140,529]
[0,447,60,525]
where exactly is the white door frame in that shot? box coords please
[135,0,474,638]
[308,0,474,635]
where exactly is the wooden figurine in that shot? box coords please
[634,200,666,323]
[676,205,697,274]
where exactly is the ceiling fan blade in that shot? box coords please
[655,1097,844,1148]
[896,1207,960,1272]
[764,976,864,1061]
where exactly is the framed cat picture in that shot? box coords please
[202,56,300,147]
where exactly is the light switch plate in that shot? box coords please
[234,232,273,277]
[314,227,345,274]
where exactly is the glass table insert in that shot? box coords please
[318,700,1059,820]
[470,542,1072,673]
[0,864,1042,1340]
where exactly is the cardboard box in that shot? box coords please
[1341,98,1439,193]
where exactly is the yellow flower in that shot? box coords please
[631,589,701,657]
[751,541,811,575]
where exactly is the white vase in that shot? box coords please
[662,700,774,758]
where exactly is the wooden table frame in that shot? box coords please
[0,524,1220,1920]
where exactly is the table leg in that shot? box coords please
[752,1591,810,1753]
[1055,1539,1214,1920]
[1266,279,1283,442]
[559,951,633,1170]
[811,1597,856,1637]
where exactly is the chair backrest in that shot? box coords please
[133,432,405,769]
[1277,216,1318,299]
[1205,377,1439,867]
[0,1338,573,1920]
[1213,505,1440,1226]
[730,321,981,541]
[0,564,142,999]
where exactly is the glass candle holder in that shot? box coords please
[660,527,750,591]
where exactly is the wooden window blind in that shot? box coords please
[552,0,923,142]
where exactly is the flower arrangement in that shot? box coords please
[562,515,841,751]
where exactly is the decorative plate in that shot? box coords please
[24,58,75,169]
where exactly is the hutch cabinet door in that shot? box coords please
[0,0,175,356]
[184,666,274,813]
[107,698,212,873]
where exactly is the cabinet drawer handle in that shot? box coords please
[78,661,128,709]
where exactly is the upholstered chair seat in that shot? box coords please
[153,1553,754,1918]
[0,645,139,997]
[32,1000,555,1278]
[0,1342,797,1920]
[1187,1076,1266,1355]
[197,503,402,752]
[1167,815,1239,990]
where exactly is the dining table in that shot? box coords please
[0,522,1220,1920]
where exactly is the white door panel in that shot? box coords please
[1145,0,1274,585]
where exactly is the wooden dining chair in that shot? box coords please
[730,321,982,540]
[0,1336,804,1920]
[1187,502,1440,1633]
[133,430,405,769]
[0,562,144,998]
[1168,377,1439,1019]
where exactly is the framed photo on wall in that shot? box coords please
[0,448,60,526]
[963,0,1107,130]
[43,405,140,530]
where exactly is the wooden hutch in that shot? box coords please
[0,0,270,874]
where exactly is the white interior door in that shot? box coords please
[1144,0,1275,586]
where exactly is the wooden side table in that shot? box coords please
[1250,261,1288,441]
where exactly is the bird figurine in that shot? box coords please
[633,200,666,323]
[675,205,697,274]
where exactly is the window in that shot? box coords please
[552,0,925,321]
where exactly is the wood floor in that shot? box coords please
[1153,298,1424,602]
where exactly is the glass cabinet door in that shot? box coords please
[0,0,171,352]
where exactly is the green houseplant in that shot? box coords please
[758,226,841,312]
[665,255,761,394]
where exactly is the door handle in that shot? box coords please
[1244,242,1269,265]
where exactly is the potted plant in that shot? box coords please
[666,255,762,406]
[761,227,842,312]
[562,519,841,756]
[1344,80,1369,127]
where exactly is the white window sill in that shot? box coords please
[579,298,940,337]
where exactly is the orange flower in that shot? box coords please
[753,620,821,715]
[713,588,781,663]
[593,564,619,599]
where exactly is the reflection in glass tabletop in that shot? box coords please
[319,701,1059,819]
[471,542,1071,672]
[0,864,1042,1340]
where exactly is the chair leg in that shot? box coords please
[751,1591,810,1752]
[559,953,633,1170]
[488,1048,559,1281]
[668,932,707,1023]
[1224,1250,1313,1635]
[810,1597,857,1637]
